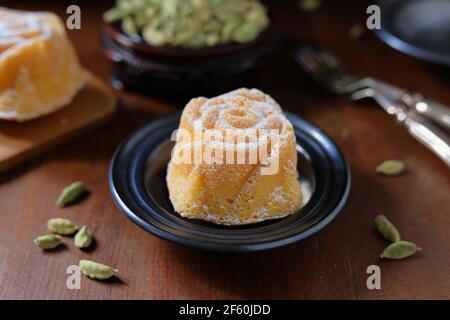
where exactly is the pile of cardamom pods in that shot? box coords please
[103,0,270,48]
[34,181,118,280]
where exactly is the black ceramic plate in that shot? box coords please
[376,0,450,66]
[109,112,351,252]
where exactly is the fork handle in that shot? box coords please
[406,94,450,130]
[403,112,450,168]
[366,90,450,168]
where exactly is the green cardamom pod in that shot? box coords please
[47,218,78,235]
[381,240,421,259]
[56,181,86,207]
[298,0,322,12]
[348,23,365,40]
[122,16,137,36]
[376,160,405,176]
[74,226,93,248]
[79,259,118,280]
[103,8,127,23]
[34,234,63,250]
[375,214,401,242]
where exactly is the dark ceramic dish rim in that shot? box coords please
[375,0,450,67]
[109,112,351,252]
[103,21,276,60]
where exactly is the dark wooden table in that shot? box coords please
[1,0,449,300]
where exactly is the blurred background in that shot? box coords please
[5,0,449,109]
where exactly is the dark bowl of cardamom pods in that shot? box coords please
[100,0,278,97]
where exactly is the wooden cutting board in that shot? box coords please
[0,71,117,173]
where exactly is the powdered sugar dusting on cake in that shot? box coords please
[167,88,302,225]
[0,8,55,55]
[185,88,289,130]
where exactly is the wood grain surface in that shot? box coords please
[0,72,116,173]
[0,0,449,300]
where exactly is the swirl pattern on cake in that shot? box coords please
[167,88,302,225]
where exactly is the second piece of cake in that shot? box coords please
[166,88,302,225]
[0,7,85,122]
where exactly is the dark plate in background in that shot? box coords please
[109,112,351,252]
[376,0,450,66]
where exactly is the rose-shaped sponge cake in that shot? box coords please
[167,88,302,225]
[0,7,85,121]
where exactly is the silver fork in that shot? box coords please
[295,46,450,168]
[296,46,450,128]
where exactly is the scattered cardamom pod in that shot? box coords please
[375,214,401,242]
[349,23,365,40]
[47,218,78,235]
[381,241,421,259]
[34,234,63,250]
[56,181,86,207]
[74,226,93,248]
[298,0,322,12]
[376,159,405,176]
[79,259,118,280]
